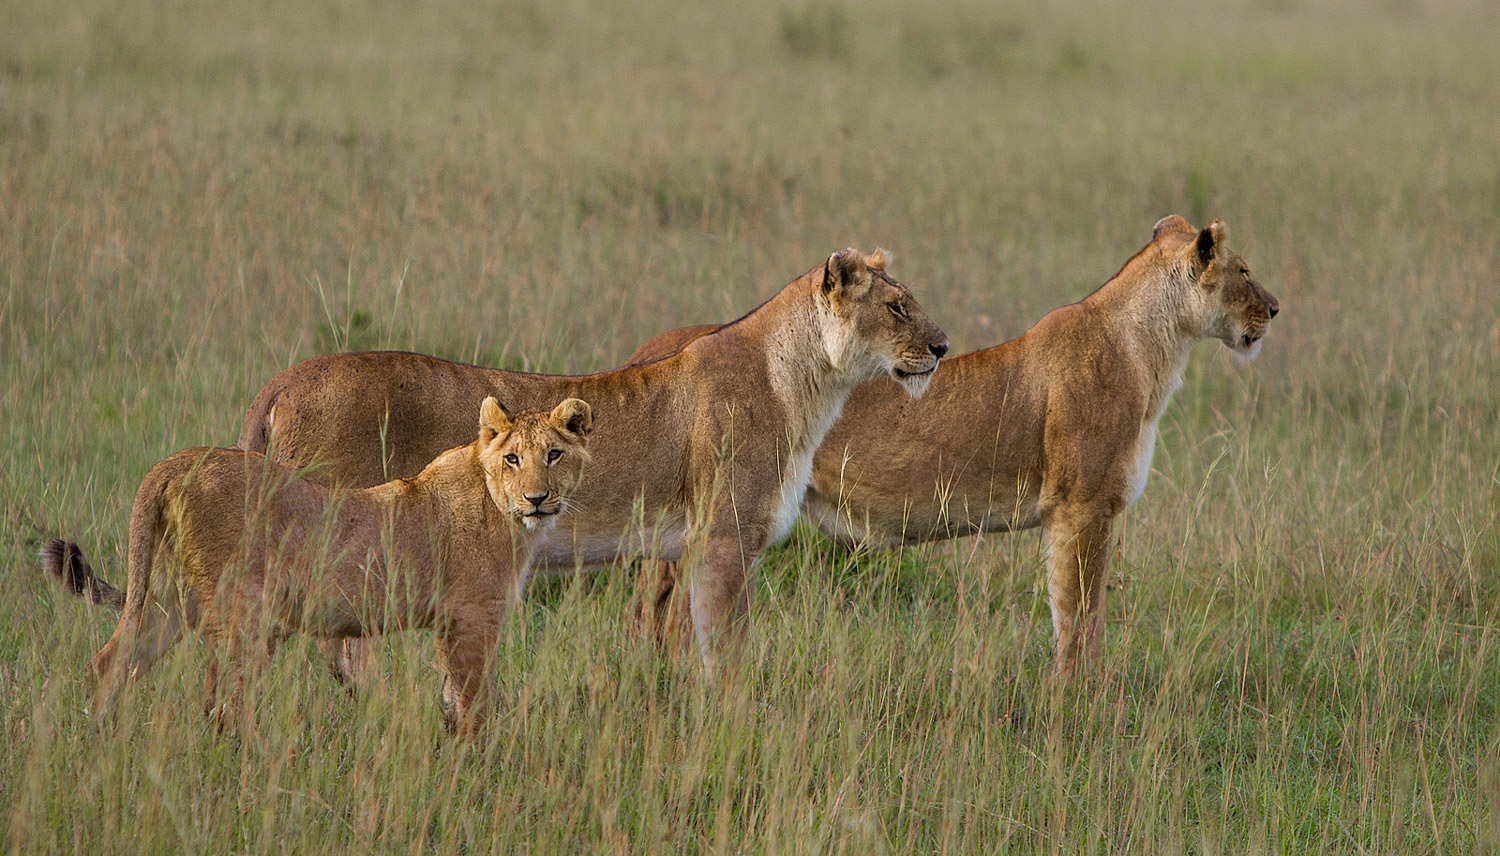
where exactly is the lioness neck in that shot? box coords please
[711,269,866,542]
[728,270,857,448]
[1085,262,1200,417]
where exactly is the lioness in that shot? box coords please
[236,249,949,675]
[43,397,592,731]
[627,217,1280,676]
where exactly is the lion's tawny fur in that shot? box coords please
[55,397,592,732]
[236,250,949,675]
[626,217,1280,676]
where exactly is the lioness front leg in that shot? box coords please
[1042,504,1116,678]
[687,534,760,681]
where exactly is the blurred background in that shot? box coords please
[3,0,1498,851]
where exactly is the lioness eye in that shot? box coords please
[1239,267,1250,275]
[886,301,907,319]
[546,449,563,463]
[504,453,520,467]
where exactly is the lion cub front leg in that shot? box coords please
[1042,504,1117,678]
[201,618,254,732]
[436,596,507,736]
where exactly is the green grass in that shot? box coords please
[4,0,1500,851]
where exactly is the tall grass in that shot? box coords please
[3,0,1499,851]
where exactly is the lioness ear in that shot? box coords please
[548,398,593,441]
[478,396,513,445]
[1195,219,1227,267]
[822,248,866,300]
[865,247,892,273]
[1153,215,1193,240]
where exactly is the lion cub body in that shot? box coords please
[49,398,592,730]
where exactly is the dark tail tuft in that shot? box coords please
[41,539,126,611]
[41,539,89,595]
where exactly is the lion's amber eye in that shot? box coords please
[504,453,520,467]
[546,449,563,464]
[886,301,907,319]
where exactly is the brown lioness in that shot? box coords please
[235,249,949,675]
[43,397,593,731]
[626,217,1280,676]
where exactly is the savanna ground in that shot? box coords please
[3,0,1499,851]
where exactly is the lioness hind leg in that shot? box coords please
[629,558,693,649]
[1042,505,1116,678]
[323,638,373,691]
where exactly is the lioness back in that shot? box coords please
[239,351,503,488]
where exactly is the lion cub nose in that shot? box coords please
[524,491,549,506]
[929,341,950,359]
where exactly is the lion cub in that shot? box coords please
[44,396,592,732]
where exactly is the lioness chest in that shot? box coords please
[769,403,844,545]
[1122,353,1188,505]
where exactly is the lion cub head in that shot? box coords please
[817,248,950,396]
[1157,215,1281,360]
[475,397,593,530]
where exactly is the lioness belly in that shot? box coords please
[804,485,1042,548]
[539,511,690,568]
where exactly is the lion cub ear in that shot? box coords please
[1195,219,1228,267]
[478,396,514,445]
[822,248,868,301]
[1152,215,1193,240]
[548,398,593,442]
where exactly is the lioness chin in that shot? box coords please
[44,397,592,733]
[628,217,1280,677]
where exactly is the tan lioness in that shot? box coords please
[235,249,949,675]
[43,397,592,731]
[626,217,1280,676]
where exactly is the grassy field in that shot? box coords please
[3,0,1499,851]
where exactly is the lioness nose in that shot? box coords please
[524,491,549,505]
[1268,303,1280,319]
[929,341,950,359]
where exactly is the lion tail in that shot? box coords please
[121,464,177,620]
[237,378,284,454]
[86,461,185,687]
[41,538,126,612]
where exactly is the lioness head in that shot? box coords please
[818,247,950,396]
[476,397,593,530]
[1156,215,1281,360]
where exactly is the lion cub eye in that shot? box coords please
[503,453,520,467]
[886,301,907,319]
[546,449,563,464]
